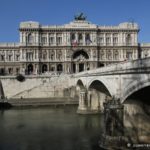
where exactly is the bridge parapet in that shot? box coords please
[74,57,150,77]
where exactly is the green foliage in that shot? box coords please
[16,74,25,82]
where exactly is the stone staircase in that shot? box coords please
[11,74,71,99]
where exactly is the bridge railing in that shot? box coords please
[74,57,150,77]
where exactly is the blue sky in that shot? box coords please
[0,0,150,43]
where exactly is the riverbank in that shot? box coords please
[0,97,78,108]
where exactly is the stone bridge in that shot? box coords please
[71,58,150,114]
[0,58,150,114]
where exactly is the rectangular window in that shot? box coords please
[126,51,132,60]
[100,37,104,44]
[106,37,111,46]
[26,53,33,61]
[1,55,4,61]
[16,55,19,61]
[41,37,47,44]
[8,55,12,61]
[113,37,118,45]
[49,37,54,45]
[57,37,62,45]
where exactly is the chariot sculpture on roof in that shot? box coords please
[74,13,86,21]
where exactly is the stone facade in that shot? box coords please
[0,16,148,75]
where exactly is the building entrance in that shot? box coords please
[72,50,89,73]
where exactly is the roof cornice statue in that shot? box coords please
[74,13,87,21]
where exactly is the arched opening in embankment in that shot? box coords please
[76,79,85,90]
[75,79,85,100]
[88,80,112,112]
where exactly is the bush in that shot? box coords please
[16,74,25,82]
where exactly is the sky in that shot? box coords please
[0,0,150,43]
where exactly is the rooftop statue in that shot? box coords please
[74,13,86,21]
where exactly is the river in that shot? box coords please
[0,106,104,150]
[0,105,150,150]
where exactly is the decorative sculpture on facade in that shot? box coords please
[74,13,86,21]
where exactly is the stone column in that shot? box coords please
[83,32,85,46]
[76,63,79,73]
[77,89,87,114]
[75,33,78,42]
[104,33,106,46]
[47,33,49,45]
[20,32,22,43]
[35,32,39,45]
[54,33,57,45]
[84,62,86,71]
[23,33,26,44]
[111,34,113,46]
[87,90,92,108]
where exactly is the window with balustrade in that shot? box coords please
[113,34,118,46]
[49,36,54,45]
[57,37,62,45]
[26,52,33,61]
[41,36,47,44]
[106,37,111,46]
[56,34,62,45]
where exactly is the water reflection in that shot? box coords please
[0,106,103,150]
[0,104,149,150]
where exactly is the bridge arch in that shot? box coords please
[87,78,113,112]
[122,78,150,103]
[76,79,85,91]
[87,77,115,97]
